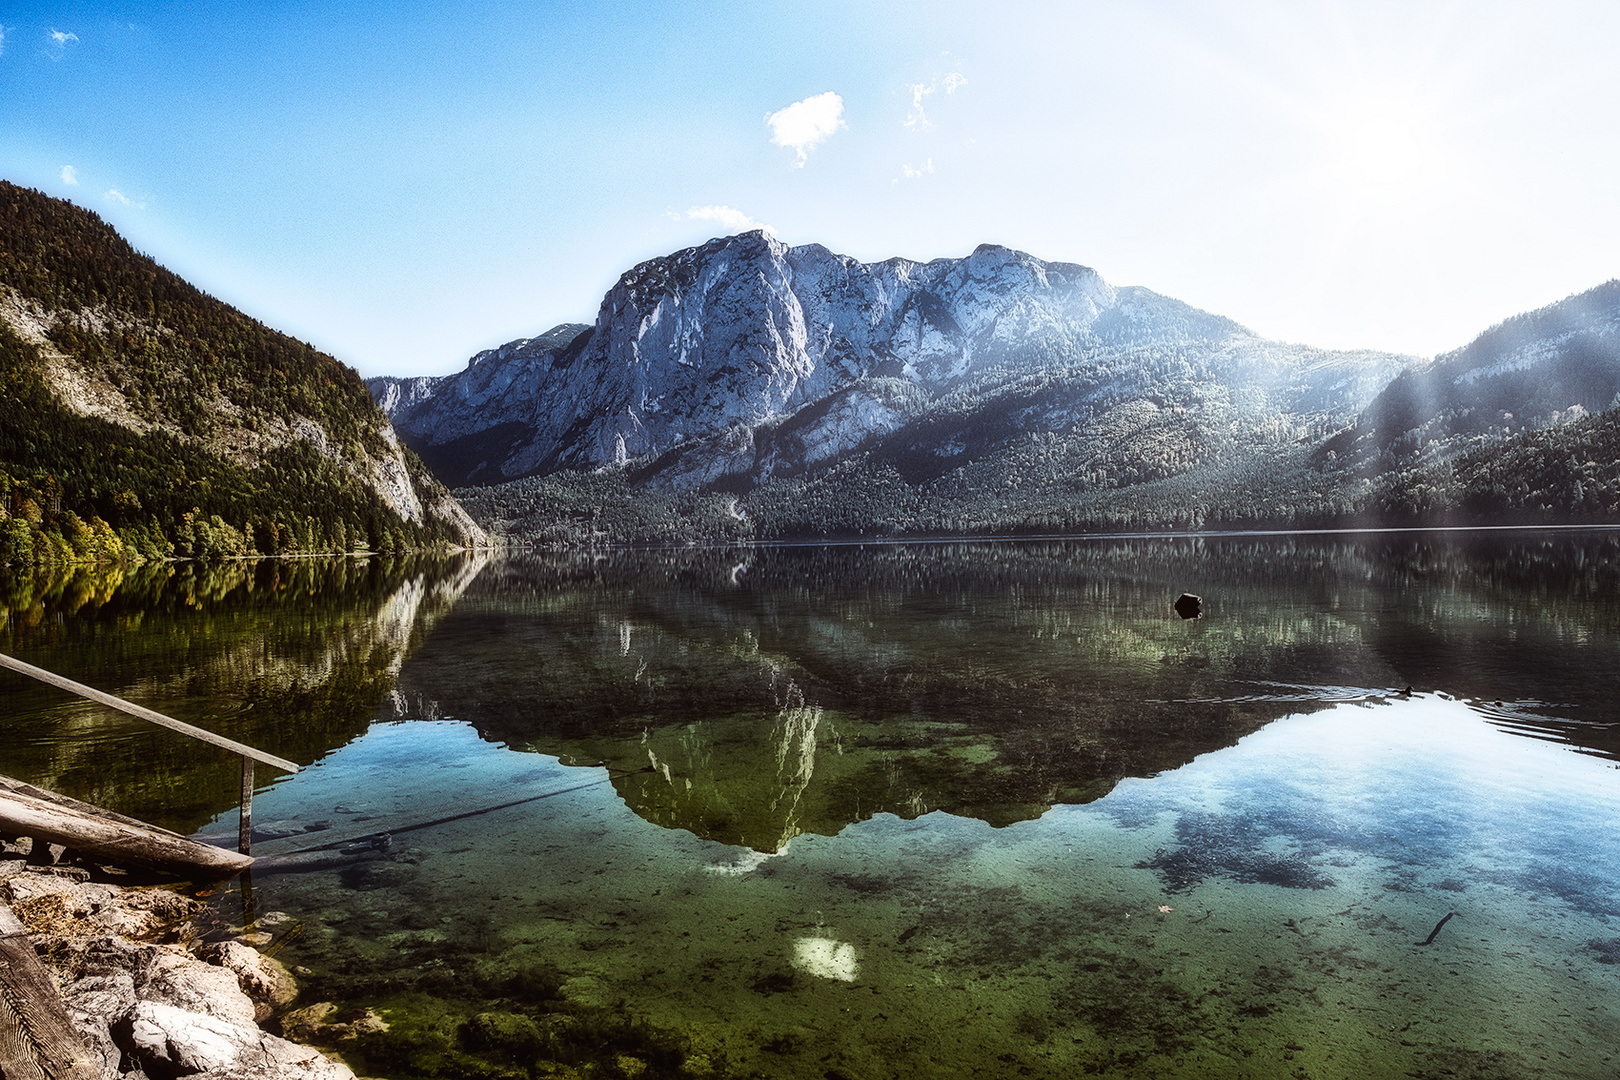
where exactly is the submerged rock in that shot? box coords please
[279,1002,388,1046]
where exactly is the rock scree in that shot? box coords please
[1,838,354,1080]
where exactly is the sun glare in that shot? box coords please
[1317,91,1452,206]
[1321,93,1451,204]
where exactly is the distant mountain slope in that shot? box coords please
[367,323,589,486]
[0,181,485,562]
[375,231,1409,497]
[1325,281,1620,470]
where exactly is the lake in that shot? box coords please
[3,532,1619,1079]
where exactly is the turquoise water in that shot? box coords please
[217,697,1620,1078]
[5,534,1620,1077]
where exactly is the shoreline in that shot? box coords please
[1,839,365,1080]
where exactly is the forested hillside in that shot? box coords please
[458,406,1620,543]
[0,182,486,564]
[1325,280,1620,471]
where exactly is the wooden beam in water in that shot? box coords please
[0,777,252,878]
[0,902,101,1080]
[239,757,254,856]
[244,775,615,862]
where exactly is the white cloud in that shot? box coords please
[904,85,931,130]
[905,72,968,130]
[61,165,78,185]
[685,204,771,235]
[104,189,146,210]
[44,28,78,60]
[1,26,7,57]
[897,159,934,182]
[765,91,845,168]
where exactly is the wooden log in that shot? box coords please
[239,774,615,860]
[0,777,251,878]
[0,902,101,1080]
[251,849,386,875]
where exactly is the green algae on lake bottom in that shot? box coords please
[210,696,1620,1079]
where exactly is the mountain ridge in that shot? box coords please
[1323,279,1620,471]
[393,235,1619,543]
[373,230,1411,498]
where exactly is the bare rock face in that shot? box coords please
[63,972,138,1080]
[4,863,347,1080]
[1,871,206,939]
[198,941,300,1021]
[140,950,259,1026]
[372,232,1408,493]
[122,1001,355,1080]
[371,234,1121,486]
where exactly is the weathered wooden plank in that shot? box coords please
[0,780,252,877]
[0,778,179,839]
[0,902,100,1080]
[238,757,254,856]
[0,652,299,774]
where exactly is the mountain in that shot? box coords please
[356,233,1620,542]
[0,181,486,563]
[367,322,590,486]
[375,231,1411,539]
[1299,281,1620,525]
[1324,280,1620,471]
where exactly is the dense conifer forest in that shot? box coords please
[0,182,477,565]
[458,408,1620,545]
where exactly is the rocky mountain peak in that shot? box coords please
[373,234,1406,492]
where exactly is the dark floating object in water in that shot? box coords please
[1174,593,1203,620]
[1415,911,1457,946]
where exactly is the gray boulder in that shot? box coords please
[121,1001,354,1080]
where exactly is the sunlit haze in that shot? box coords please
[3,0,1617,376]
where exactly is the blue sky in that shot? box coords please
[4,1,1619,376]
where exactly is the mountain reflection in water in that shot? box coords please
[379,533,1620,850]
[4,533,1617,847]
[0,554,488,831]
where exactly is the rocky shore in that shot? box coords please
[1,839,362,1080]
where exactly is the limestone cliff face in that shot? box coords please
[373,231,1406,491]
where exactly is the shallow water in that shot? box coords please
[4,534,1620,1078]
[218,698,1620,1078]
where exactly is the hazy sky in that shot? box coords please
[4,1,1618,377]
